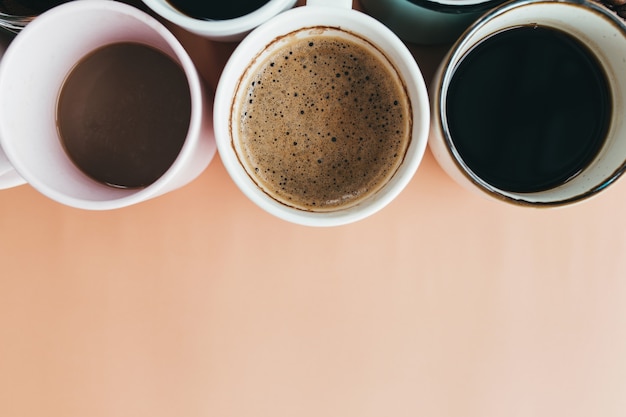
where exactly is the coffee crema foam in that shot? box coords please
[232,27,411,212]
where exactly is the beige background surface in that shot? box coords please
[2,1,626,416]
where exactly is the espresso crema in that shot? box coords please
[233,28,412,211]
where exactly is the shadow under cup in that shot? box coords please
[430,0,626,206]
[0,1,216,209]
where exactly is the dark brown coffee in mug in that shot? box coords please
[56,42,191,188]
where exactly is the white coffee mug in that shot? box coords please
[214,0,430,227]
[429,0,626,207]
[140,0,297,42]
[0,0,216,209]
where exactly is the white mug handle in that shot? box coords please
[306,0,352,9]
[0,149,12,177]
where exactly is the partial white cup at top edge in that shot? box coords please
[140,0,298,42]
[0,0,216,209]
[214,0,430,227]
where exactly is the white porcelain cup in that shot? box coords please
[214,0,430,227]
[429,0,626,207]
[0,30,26,190]
[0,0,216,209]
[140,0,297,42]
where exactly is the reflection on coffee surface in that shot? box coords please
[57,42,191,189]
[234,28,411,211]
[166,0,270,20]
[446,25,611,193]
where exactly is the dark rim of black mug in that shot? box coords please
[407,0,504,14]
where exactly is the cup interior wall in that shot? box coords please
[440,1,626,204]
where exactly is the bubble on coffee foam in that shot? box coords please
[237,33,410,211]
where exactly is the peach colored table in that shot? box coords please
[1,2,626,417]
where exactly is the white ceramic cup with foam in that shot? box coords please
[429,0,626,207]
[214,0,430,227]
[0,0,216,209]
[140,0,297,42]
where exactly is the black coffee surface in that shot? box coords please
[446,26,611,193]
[57,42,191,188]
[166,0,270,20]
[236,32,411,211]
